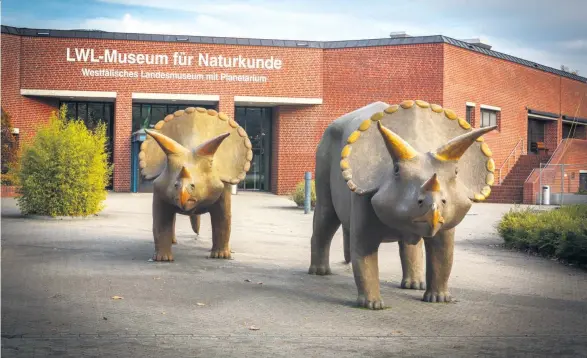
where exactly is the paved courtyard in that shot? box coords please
[1,192,586,357]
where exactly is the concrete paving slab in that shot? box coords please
[1,192,586,357]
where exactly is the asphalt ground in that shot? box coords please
[1,192,586,357]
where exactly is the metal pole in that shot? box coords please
[131,141,138,193]
[539,163,542,206]
[561,164,565,206]
[304,172,312,214]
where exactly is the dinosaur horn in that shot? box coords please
[377,121,418,161]
[433,125,497,161]
[145,129,188,156]
[194,132,231,158]
[421,173,441,192]
[179,166,192,180]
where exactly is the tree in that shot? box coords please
[561,65,579,75]
[16,105,112,216]
[1,108,19,185]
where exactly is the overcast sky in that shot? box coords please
[3,0,586,75]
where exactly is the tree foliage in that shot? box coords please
[1,108,19,185]
[16,105,112,217]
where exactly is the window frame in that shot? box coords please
[480,108,499,128]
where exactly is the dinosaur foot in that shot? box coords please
[152,252,174,262]
[308,264,331,275]
[357,295,385,310]
[422,290,451,303]
[401,278,426,290]
[210,249,231,259]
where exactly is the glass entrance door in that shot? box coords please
[527,118,545,154]
[235,107,272,191]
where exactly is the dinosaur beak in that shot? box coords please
[413,203,445,235]
[430,203,444,230]
[179,187,190,209]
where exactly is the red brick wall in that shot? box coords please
[444,44,561,171]
[18,37,323,97]
[323,44,444,117]
[1,35,22,131]
[2,35,58,144]
[272,105,323,194]
[561,78,587,119]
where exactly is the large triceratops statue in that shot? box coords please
[308,100,496,309]
[139,107,252,261]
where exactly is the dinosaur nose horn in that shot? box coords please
[421,173,441,192]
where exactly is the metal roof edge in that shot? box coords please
[2,25,586,83]
[440,35,587,83]
[527,108,560,118]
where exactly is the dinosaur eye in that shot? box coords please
[418,199,423,206]
[442,199,447,205]
[190,184,195,190]
[455,167,459,175]
[393,165,400,176]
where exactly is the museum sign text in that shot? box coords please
[66,48,283,83]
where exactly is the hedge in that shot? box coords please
[290,179,316,208]
[497,204,587,266]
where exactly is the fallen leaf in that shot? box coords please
[196,302,206,306]
[249,326,260,331]
[111,296,124,300]
[103,317,108,320]
[244,279,252,282]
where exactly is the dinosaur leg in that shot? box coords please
[171,214,178,244]
[350,195,384,310]
[152,195,176,261]
[190,214,201,236]
[343,226,351,264]
[422,228,454,303]
[209,185,232,259]
[351,231,383,310]
[308,202,341,275]
[399,238,426,290]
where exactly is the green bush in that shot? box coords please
[1,108,19,185]
[16,105,112,217]
[497,205,587,265]
[290,179,316,208]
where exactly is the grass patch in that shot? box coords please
[497,204,587,266]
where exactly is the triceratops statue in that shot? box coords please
[308,100,496,309]
[139,107,252,261]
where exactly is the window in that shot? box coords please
[481,109,498,128]
[466,106,474,124]
[527,119,545,153]
[131,103,216,132]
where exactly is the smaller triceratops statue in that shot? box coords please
[308,100,496,309]
[139,107,252,261]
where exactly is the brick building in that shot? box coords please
[2,25,587,202]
